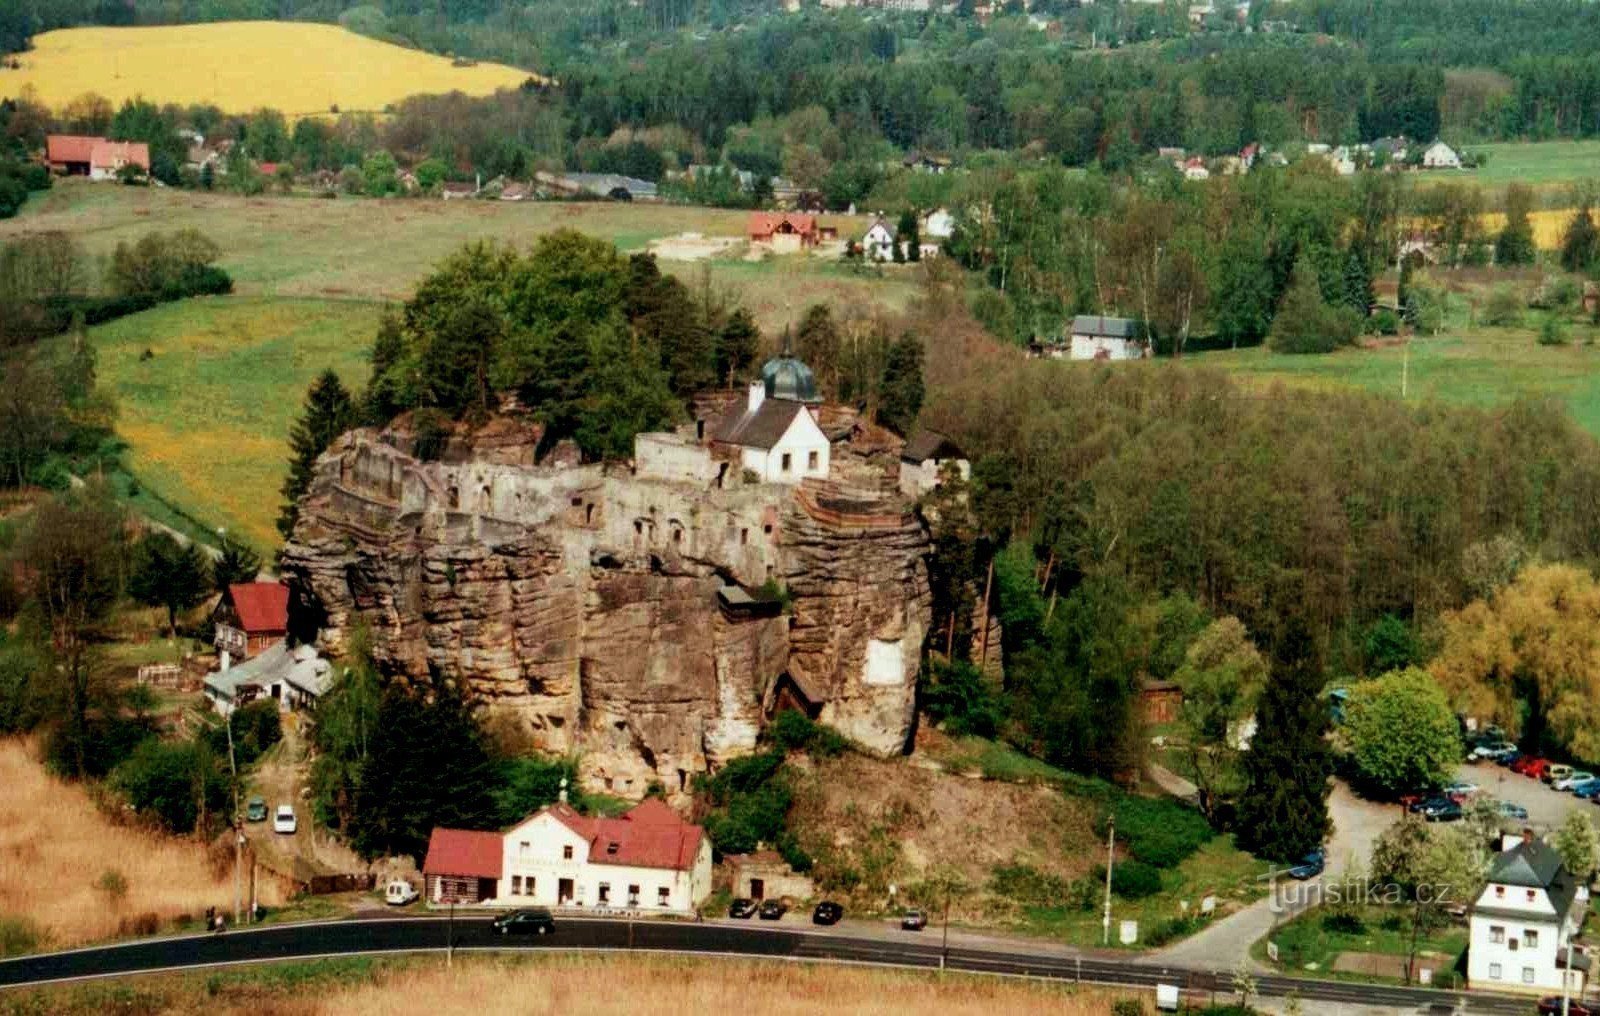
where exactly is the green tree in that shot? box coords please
[1363,614,1420,674]
[1553,810,1599,882]
[794,305,841,398]
[1561,203,1599,273]
[414,158,448,193]
[1341,248,1373,315]
[309,626,382,834]
[212,537,262,594]
[277,369,354,539]
[1269,253,1360,354]
[898,208,921,264]
[715,308,760,388]
[1343,668,1461,797]
[876,332,925,437]
[1174,616,1266,820]
[1495,184,1538,266]
[362,151,400,197]
[1369,818,1488,984]
[419,293,503,416]
[111,736,226,835]
[127,532,209,639]
[1235,621,1332,862]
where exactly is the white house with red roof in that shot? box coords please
[44,135,150,180]
[422,798,713,913]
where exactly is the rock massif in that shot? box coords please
[280,415,931,803]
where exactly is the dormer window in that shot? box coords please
[1495,885,1505,898]
[607,841,620,855]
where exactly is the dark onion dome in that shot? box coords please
[760,352,820,404]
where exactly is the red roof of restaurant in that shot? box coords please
[90,141,150,172]
[227,582,289,635]
[46,135,101,164]
[748,211,817,239]
[546,800,704,870]
[422,828,504,879]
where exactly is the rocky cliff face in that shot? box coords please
[280,416,931,803]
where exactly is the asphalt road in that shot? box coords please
[0,915,1542,1014]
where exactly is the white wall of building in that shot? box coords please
[740,412,830,485]
[898,457,971,498]
[1468,882,1583,994]
[1069,334,1145,361]
[494,812,714,913]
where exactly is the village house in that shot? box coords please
[203,641,333,716]
[1066,315,1147,361]
[45,135,151,180]
[212,581,289,663]
[898,429,969,498]
[902,151,951,174]
[1139,678,1183,725]
[422,797,713,913]
[862,217,898,262]
[921,208,955,259]
[748,211,821,254]
[710,344,831,484]
[1181,156,1210,181]
[1422,140,1462,169]
[533,170,657,201]
[1467,832,1590,996]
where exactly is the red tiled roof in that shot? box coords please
[545,800,703,871]
[227,582,289,635]
[422,828,503,879]
[46,135,101,164]
[89,141,150,172]
[748,212,817,239]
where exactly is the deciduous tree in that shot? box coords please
[1342,668,1461,797]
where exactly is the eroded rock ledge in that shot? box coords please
[280,415,931,804]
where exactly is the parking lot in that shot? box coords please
[1458,757,1597,831]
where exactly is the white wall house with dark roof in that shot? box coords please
[711,346,830,485]
[1068,315,1147,360]
[1468,834,1589,995]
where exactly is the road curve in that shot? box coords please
[0,916,1532,1014]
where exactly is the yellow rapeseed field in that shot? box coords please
[0,22,541,115]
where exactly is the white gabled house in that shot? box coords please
[1422,140,1462,169]
[921,208,955,259]
[862,217,898,262]
[711,346,830,484]
[422,798,713,914]
[1468,832,1590,996]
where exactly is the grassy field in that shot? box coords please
[1465,140,1600,189]
[0,738,284,952]
[1251,904,1468,989]
[6,953,1139,1015]
[0,23,540,116]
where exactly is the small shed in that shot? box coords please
[724,851,815,901]
[1140,678,1183,725]
[1068,315,1146,361]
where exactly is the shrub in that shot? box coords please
[1481,284,1524,327]
[410,408,451,462]
[921,659,1003,738]
[1111,1001,1146,1016]
[111,736,228,834]
[989,863,1070,906]
[1538,314,1569,346]
[1369,308,1400,336]
[1380,912,1405,932]
[765,710,848,758]
[1109,859,1163,899]
[95,868,129,904]
[0,916,40,956]
[776,830,813,873]
[1143,914,1201,947]
[1321,909,1365,934]
[1106,795,1214,869]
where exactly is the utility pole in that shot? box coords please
[225,711,241,926]
[1101,816,1116,946]
[1561,935,1574,1016]
[448,898,455,969]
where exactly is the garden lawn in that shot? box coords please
[1464,140,1600,189]
[1250,904,1469,989]
[81,296,382,552]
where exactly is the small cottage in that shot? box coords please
[1068,315,1147,361]
[898,430,969,498]
[862,218,898,262]
[212,582,289,662]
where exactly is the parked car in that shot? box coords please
[1511,756,1548,778]
[1287,850,1326,880]
[1543,763,1572,784]
[491,908,555,935]
[812,901,844,925]
[1495,749,1523,767]
[1567,778,1600,798]
[1442,781,1479,798]
[758,899,787,920]
[1538,997,1596,1016]
[1490,800,1529,820]
[1473,741,1518,761]
[901,909,927,931]
[273,804,297,834]
[245,796,268,823]
[1555,770,1596,791]
[384,879,418,906]
[728,898,758,919]
[1421,797,1464,822]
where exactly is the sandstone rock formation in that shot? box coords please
[280,415,931,803]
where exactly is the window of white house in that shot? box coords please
[1489,963,1502,980]
[658,887,670,906]
[781,453,792,472]
[511,875,522,895]
[598,883,611,904]
[628,884,640,906]
[563,845,573,860]
[1523,967,1536,984]
[1527,890,1536,902]
[807,450,818,470]
[519,841,530,858]
[525,877,535,896]
[1495,885,1506,898]
[1490,926,1505,944]
[1509,939,1519,952]
[1524,929,1539,948]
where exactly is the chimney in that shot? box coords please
[747,379,765,413]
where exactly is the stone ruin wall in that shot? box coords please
[280,421,931,804]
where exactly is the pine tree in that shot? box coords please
[1495,183,1538,266]
[877,332,925,436]
[278,369,354,539]
[212,536,263,594]
[795,304,841,397]
[899,209,922,264]
[1235,618,1333,862]
[1341,249,1373,316]
[128,532,210,638]
[1560,203,1599,273]
[1269,254,1347,354]
[364,310,406,424]
[716,308,761,388]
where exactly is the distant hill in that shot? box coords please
[0,22,544,116]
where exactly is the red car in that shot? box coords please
[1513,756,1549,779]
[1537,997,1595,1016]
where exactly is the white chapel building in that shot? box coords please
[711,343,830,484]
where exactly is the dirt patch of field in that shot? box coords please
[0,23,541,116]
[0,738,284,950]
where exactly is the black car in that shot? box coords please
[757,899,787,920]
[1420,797,1464,822]
[1538,998,1596,1016]
[491,908,555,935]
[812,901,843,925]
[900,908,927,931]
[728,898,757,919]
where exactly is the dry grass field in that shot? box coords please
[0,738,283,950]
[0,23,540,115]
[9,953,1137,1015]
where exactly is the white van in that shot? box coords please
[385,879,419,906]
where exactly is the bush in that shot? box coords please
[776,830,813,873]
[0,916,40,956]
[111,736,229,834]
[921,659,1003,738]
[201,699,282,766]
[1322,909,1365,934]
[989,863,1069,905]
[1109,858,1163,899]
[1369,308,1400,335]
[1538,314,1569,346]
[765,710,848,758]
[1106,795,1214,868]
[1143,914,1202,947]
[1111,1001,1146,1016]
[1482,284,1525,327]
